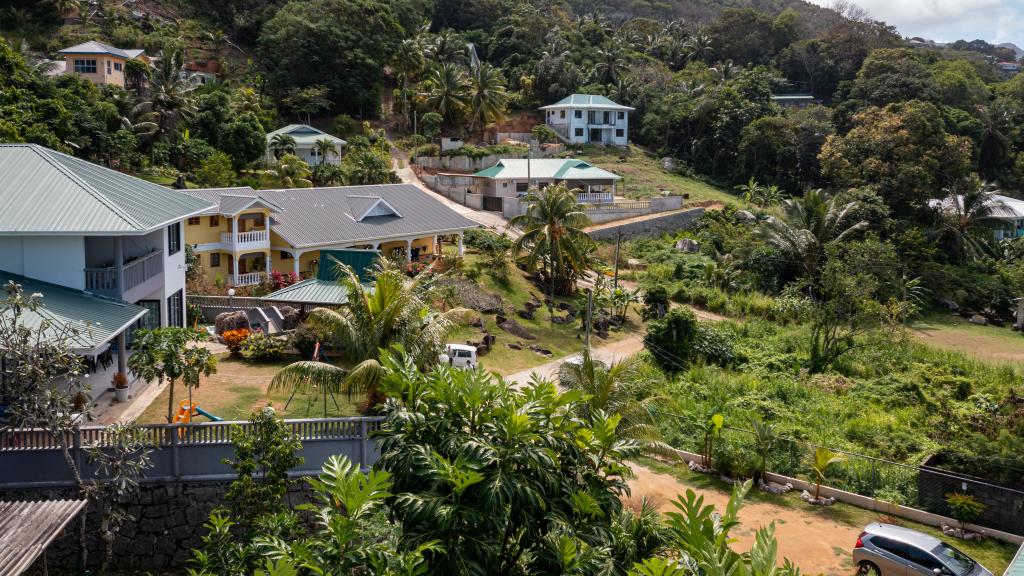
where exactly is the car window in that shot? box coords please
[906,546,944,571]
[933,544,974,576]
[873,537,910,560]
[456,350,472,358]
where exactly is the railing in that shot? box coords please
[0,417,385,488]
[583,200,650,211]
[221,229,269,247]
[84,250,164,294]
[576,192,614,203]
[233,272,264,286]
[188,294,340,315]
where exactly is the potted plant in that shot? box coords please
[112,372,130,403]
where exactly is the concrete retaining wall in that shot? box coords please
[588,207,705,240]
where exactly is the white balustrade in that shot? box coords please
[221,229,270,249]
[233,272,264,286]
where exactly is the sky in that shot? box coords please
[805,0,1024,47]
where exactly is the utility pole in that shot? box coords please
[612,227,622,290]
[585,288,594,351]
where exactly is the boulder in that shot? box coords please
[969,314,988,325]
[497,318,536,340]
[937,297,960,312]
[735,210,757,224]
[527,344,553,357]
[661,157,678,172]
[517,308,535,320]
[675,238,700,252]
[470,316,484,328]
[627,258,644,269]
[214,311,249,334]
[507,341,523,350]
[279,306,300,330]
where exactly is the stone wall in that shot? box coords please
[588,207,705,240]
[5,480,319,574]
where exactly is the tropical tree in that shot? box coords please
[127,327,217,423]
[426,28,467,64]
[683,30,714,63]
[756,189,868,282]
[735,177,764,205]
[510,183,593,311]
[931,177,1002,262]
[748,416,779,483]
[809,446,846,500]
[312,137,338,166]
[269,258,465,406]
[132,49,198,136]
[261,154,312,188]
[269,134,297,159]
[467,62,509,136]
[424,62,470,127]
[594,44,627,86]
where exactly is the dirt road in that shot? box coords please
[628,464,860,576]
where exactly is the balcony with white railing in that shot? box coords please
[85,250,164,300]
[233,272,265,287]
[221,229,270,252]
[576,191,614,203]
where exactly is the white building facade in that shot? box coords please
[540,94,634,146]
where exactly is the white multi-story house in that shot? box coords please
[0,144,213,378]
[266,124,347,166]
[540,94,634,146]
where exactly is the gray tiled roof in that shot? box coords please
[0,144,214,234]
[184,184,478,248]
[58,41,137,59]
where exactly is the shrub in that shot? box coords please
[269,270,300,290]
[643,308,733,371]
[945,492,985,529]
[332,114,364,139]
[464,228,512,253]
[409,143,439,158]
[222,328,251,354]
[641,285,670,320]
[240,332,287,362]
[288,323,321,360]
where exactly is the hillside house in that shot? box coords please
[929,193,1024,241]
[0,144,214,384]
[540,94,633,146]
[54,41,147,87]
[182,184,477,287]
[266,124,347,166]
[771,94,821,109]
[471,158,620,202]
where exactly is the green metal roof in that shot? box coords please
[539,94,634,111]
[318,250,379,283]
[266,124,347,147]
[0,271,148,352]
[1005,544,1024,576]
[0,144,214,235]
[472,159,621,181]
[265,279,350,305]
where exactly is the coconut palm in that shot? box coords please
[510,183,593,306]
[269,134,297,159]
[270,258,465,404]
[809,446,846,500]
[711,59,739,83]
[467,62,508,136]
[313,137,338,166]
[684,30,714,63]
[594,45,626,86]
[756,188,868,281]
[132,49,197,136]
[261,154,312,188]
[931,178,1002,262]
[423,62,470,127]
[559,348,674,457]
[426,29,467,65]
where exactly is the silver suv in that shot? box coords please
[853,523,993,576]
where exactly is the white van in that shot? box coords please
[444,344,478,369]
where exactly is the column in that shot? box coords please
[293,251,301,276]
[114,236,124,298]
[232,215,239,248]
[265,251,272,280]
[405,239,413,262]
[458,232,464,257]
[117,331,127,375]
[233,254,240,285]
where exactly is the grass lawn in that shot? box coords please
[449,253,644,376]
[637,458,1020,575]
[911,313,1024,364]
[575,144,738,205]
[136,353,363,424]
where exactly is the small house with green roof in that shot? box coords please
[539,94,634,146]
[266,124,347,166]
[472,158,620,201]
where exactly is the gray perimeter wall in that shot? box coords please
[588,207,705,240]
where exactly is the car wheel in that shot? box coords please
[858,561,881,576]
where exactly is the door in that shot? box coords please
[905,546,947,576]
[127,300,161,346]
[482,196,503,212]
[589,128,602,142]
[238,258,248,274]
[871,537,911,576]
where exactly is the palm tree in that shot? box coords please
[931,178,1002,262]
[594,45,626,86]
[423,62,470,127]
[269,134,297,159]
[809,446,846,500]
[510,183,593,315]
[262,154,312,188]
[313,137,338,166]
[426,29,467,65]
[711,59,739,83]
[467,62,508,136]
[756,188,868,281]
[17,40,61,75]
[684,30,714,63]
[270,258,465,405]
[558,348,674,457]
[132,49,197,136]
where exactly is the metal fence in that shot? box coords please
[661,416,1024,536]
[0,417,384,489]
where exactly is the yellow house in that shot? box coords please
[57,41,147,87]
[182,184,477,287]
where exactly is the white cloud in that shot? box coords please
[806,0,1024,45]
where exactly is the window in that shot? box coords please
[906,547,944,572]
[106,60,111,74]
[187,216,201,225]
[280,251,293,260]
[209,253,221,267]
[574,110,582,118]
[209,215,219,226]
[933,544,974,576]
[73,59,97,73]
[114,62,122,71]
[167,290,183,327]
[617,111,625,119]
[167,223,181,255]
[615,129,624,138]
[574,128,584,137]
[560,110,565,119]
[516,183,529,193]
[872,537,910,561]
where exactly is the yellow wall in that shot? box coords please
[64,54,127,86]
[185,215,229,245]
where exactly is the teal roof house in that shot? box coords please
[266,124,347,166]
[472,158,620,201]
[539,94,634,146]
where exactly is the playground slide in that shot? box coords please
[194,406,223,422]
[172,401,223,423]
